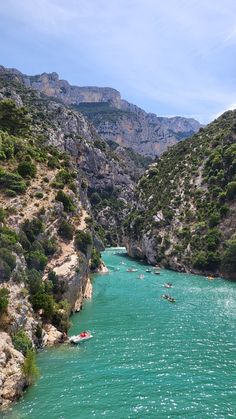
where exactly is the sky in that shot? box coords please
[0,0,236,123]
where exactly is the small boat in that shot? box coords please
[207,276,214,280]
[146,269,152,273]
[164,283,172,288]
[138,274,145,279]
[162,294,176,303]
[127,268,138,272]
[69,331,93,344]
[167,297,176,303]
[154,270,161,275]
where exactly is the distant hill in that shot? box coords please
[3,67,201,157]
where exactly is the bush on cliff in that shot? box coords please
[221,239,236,275]
[55,190,75,212]
[26,250,48,271]
[90,247,101,271]
[74,230,92,254]
[22,349,40,385]
[0,248,16,270]
[0,99,31,136]
[58,220,74,240]
[17,161,37,178]
[0,288,9,315]
[12,330,32,355]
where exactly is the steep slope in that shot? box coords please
[125,111,236,280]
[0,66,150,246]
[74,102,200,157]
[0,104,96,406]
[3,67,201,157]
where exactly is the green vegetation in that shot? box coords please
[55,190,75,212]
[74,230,92,254]
[90,247,101,271]
[0,99,31,136]
[126,110,236,277]
[22,349,40,384]
[17,161,37,178]
[12,330,32,355]
[222,240,236,275]
[58,219,74,240]
[0,288,9,315]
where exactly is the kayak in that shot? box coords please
[69,332,93,344]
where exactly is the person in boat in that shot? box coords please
[80,331,87,338]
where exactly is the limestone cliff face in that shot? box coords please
[3,67,201,157]
[0,65,149,246]
[88,110,200,157]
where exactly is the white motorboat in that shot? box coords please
[69,331,93,344]
[127,268,138,272]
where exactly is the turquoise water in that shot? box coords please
[3,248,236,419]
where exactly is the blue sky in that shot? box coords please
[0,0,236,123]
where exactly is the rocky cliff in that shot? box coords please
[3,67,201,157]
[125,111,236,280]
[0,65,151,245]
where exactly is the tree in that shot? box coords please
[22,349,40,385]
[17,161,37,178]
[0,288,9,315]
[58,220,74,240]
[55,190,75,212]
[74,230,92,254]
[12,330,32,355]
[221,240,236,276]
[0,99,31,136]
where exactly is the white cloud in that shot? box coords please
[0,0,236,123]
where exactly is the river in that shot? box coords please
[3,248,236,418]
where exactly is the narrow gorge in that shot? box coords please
[0,64,235,410]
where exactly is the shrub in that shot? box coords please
[48,156,59,169]
[0,99,31,136]
[12,330,32,355]
[22,349,40,384]
[221,240,236,275]
[208,212,220,227]
[19,230,31,251]
[17,161,37,178]
[58,220,74,240]
[0,226,18,247]
[35,192,44,199]
[52,300,70,333]
[22,218,43,242]
[90,192,101,206]
[4,189,17,197]
[26,250,48,271]
[226,181,236,200]
[48,270,68,299]
[193,251,208,269]
[0,288,9,315]
[31,292,54,320]
[74,230,92,254]
[90,247,100,271]
[55,190,75,212]
[26,269,42,295]
[0,259,11,281]
[40,237,58,256]
[81,179,88,189]
[0,171,26,193]
[0,207,6,222]
[0,248,16,270]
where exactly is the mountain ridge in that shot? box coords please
[0,66,201,157]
